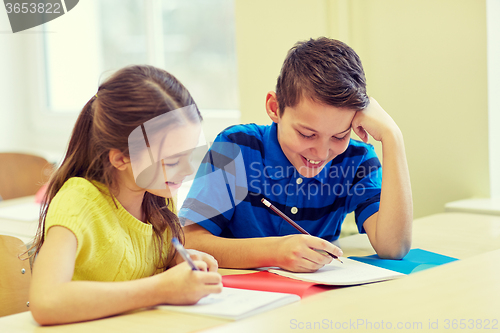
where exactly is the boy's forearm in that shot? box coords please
[183,224,281,268]
[374,129,413,258]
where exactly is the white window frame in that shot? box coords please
[487,0,500,198]
[27,0,240,158]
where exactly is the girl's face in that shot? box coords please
[138,122,203,198]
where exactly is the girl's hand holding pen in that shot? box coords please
[173,248,219,272]
[155,261,223,305]
[156,238,222,305]
[276,234,343,273]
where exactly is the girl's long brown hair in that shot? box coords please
[29,65,201,270]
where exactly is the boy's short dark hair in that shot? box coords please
[276,37,369,114]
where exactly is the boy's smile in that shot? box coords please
[267,93,356,178]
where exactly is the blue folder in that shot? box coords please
[349,248,458,274]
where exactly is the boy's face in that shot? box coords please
[267,94,356,178]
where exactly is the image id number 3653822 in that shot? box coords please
[5,2,62,14]
[443,319,498,330]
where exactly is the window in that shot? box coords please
[43,0,238,113]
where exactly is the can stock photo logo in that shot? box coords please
[4,0,79,33]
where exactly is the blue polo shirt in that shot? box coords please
[178,123,382,242]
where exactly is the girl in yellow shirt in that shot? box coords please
[28,65,222,325]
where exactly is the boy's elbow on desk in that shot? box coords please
[365,215,413,260]
[374,239,412,260]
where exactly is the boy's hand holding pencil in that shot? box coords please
[261,198,343,273]
[274,234,343,273]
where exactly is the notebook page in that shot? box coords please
[159,287,300,320]
[269,258,405,285]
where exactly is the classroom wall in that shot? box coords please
[487,0,500,198]
[234,0,490,218]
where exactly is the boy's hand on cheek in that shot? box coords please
[351,97,401,143]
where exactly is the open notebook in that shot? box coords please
[268,257,405,285]
[158,287,300,320]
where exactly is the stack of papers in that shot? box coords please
[159,249,458,320]
[222,249,458,295]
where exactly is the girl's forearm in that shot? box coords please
[30,275,162,325]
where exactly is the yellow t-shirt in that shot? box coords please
[45,177,174,281]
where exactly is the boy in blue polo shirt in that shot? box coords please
[179,37,412,272]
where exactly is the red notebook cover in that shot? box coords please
[222,271,336,298]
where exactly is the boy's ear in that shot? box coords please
[109,149,130,171]
[265,91,280,123]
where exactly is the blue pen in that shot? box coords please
[172,237,199,271]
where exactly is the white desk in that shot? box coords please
[206,249,500,333]
[445,197,500,216]
[1,212,499,332]
[0,196,39,244]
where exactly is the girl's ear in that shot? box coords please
[265,91,280,123]
[109,149,130,171]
